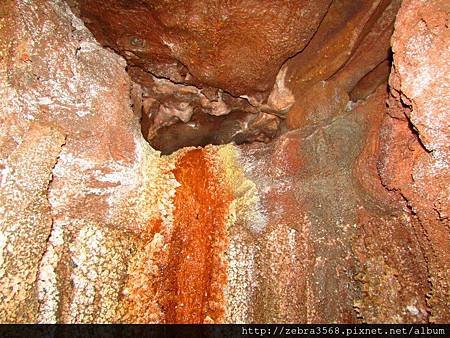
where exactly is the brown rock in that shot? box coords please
[351,87,430,323]
[352,86,396,204]
[286,79,349,129]
[331,0,399,91]
[352,213,430,323]
[149,110,281,155]
[0,0,448,326]
[350,60,391,102]
[377,0,450,322]
[76,0,332,96]
[286,0,401,129]
[162,149,231,323]
[284,0,395,91]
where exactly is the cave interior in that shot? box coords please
[0,0,449,325]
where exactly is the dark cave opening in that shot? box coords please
[141,108,283,155]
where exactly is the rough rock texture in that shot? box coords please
[0,0,162,323]
[0,124,65,322]
[286,0,401,129]
[0,0,449,325]
[148,110,280,155]
[133,67,282,154]
[74,0,332,97]
[73,0,404,154]
[231,86,434,323]
[378,0,450,322]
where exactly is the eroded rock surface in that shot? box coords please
[74,0,332,97]
[148,110,280,155]
[379,0,450,322]
[286,0,401,129]
[133,67,282,153]
[73,0,405,154]
[0,0,162,323]
[0,0,448,325]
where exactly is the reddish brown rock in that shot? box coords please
[377,0,450,322]
[149,110,280,155]
[74,0,405,149]
[73,0,338,151]
[284,0,393,91]
[0,0,448,326]
[351,87,430,323]
[76,0,332,97]
[352,86,395,204]
[352,213,430,323]
[286,79,349,129]
[162,149,231,323]
[286,0,401,129]
[350,60,391,102]
[331,0,399,92]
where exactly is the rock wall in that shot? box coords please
[72,0,405,154]
[0,0,448,324]
[379,0,450,322]
[74,0,332,97]
[285,0,401,129]
[0,0,163,323]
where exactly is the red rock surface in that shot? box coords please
[162,149,231,323]
[75,0,332,97]
[285,0,393,91]
[0,0,448,325]
[378,0,450,322]
[350,60,391,102]
[72,0,335,152]
[286,0,401,129]
[351,87,430,323]
[73,0,407,153]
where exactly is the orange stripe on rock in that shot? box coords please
[162,148,231,323]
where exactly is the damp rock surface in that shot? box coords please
[0,0,449,324]
[75,0,332,97]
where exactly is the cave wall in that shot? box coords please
[0,0,162,322]
[379,0,450,322]
[74,0,332,97]
[72,0,403,153]
[0,0,448,324]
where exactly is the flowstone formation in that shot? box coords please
[0,0,448,324]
